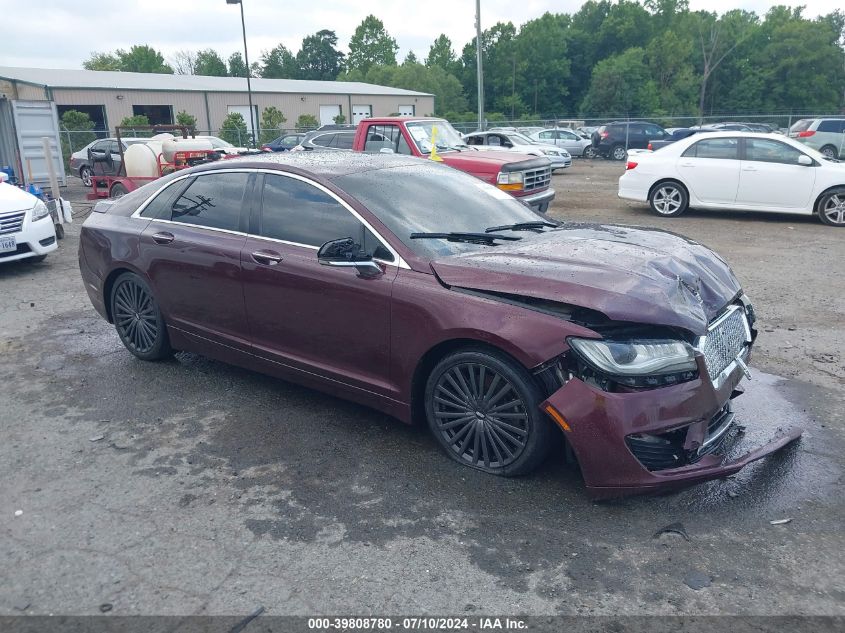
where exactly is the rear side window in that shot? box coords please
[817,120,845,133]
[790,119,813,133]
[259,174,392,260]
[140,179,190,218]
[169,172,248,231]
[310,133,335,148]
[683,138,739,159]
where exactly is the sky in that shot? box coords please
[0,0,841,70]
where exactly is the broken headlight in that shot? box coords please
[568,337,698,389]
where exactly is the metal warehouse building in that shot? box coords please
[0,66,434,185]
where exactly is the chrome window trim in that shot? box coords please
[130,167,410,269]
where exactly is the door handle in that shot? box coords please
[152,231,174,244]
[679,161,694,167]
[251,250,283,266]
[742,166,757,171]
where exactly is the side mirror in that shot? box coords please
[317,237,383,277]
[798,154,813,166]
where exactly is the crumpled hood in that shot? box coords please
[430,223,743,335]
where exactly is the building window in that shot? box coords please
[132,105,174,125]
[57,105,107,134]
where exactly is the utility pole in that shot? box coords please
[227,0,256,147]
[476,0,484,131]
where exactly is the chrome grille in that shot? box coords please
[700,306,750,381]
[0,210,25,236]
[523,166,551,191]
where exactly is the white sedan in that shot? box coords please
[0,177,58,263]
[618,132,845,227]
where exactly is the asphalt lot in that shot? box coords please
[1,160,843,617]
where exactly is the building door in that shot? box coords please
[398,105,415,116]
[352,105,372,124]
[318,105,341,127]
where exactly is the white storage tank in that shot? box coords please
[124,141,163,178]
[161,137,214,163]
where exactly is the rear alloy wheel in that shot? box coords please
[424,349,553,476]
[818,189,845,227]
[611,144,627,161]
[110,183,129,199]
[111,273,172,360]
[583,145,597,159]
[649,182,689,217]
[819,145,838,160]
[80,167,93,187]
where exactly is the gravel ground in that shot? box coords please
[0,162,842,619]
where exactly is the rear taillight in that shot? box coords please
[600,131,609,139]
[798,130,815,138]
[626,161,638,170]
[647,143,653,151]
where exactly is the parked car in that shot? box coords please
[517,126,545,137]
[291,129,357,152]
[647,128,707,151]
[70,137,149,186]
[576,126,597,139]
[78,152,802,496]
[463,130,571,171]
[530,128,594,157]
[618,131,845,226]
[591,121,669,160]
[789,117,845,159]
[0,176,58,263]
[261,133,305,152]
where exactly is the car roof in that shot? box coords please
[189,150,425,179]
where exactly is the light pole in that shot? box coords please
[475,0,484,131]
[227,0,256,147]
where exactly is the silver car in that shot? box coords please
[463,130,571,171]
[531,128,595,158]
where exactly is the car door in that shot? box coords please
[241,171,398,396]
[537,130,558,147]
[138,171,252,352]
[735,138,817,210]
[557,130,584,154]
[108,140,123,175]
[676,137,741,205]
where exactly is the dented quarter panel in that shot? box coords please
[431,222,743,336]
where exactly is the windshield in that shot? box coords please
[333,162,547,259]
[789,119,812,133]
[405,120,468,154]
[506,132,535,145]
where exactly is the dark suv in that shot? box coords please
[591,121,669,160]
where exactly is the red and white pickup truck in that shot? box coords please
[346,117,555,213]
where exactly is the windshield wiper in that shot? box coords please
[410,232,522,245]
[485,221,559,233]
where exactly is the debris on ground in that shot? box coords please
[99,603,113,613]
[770,518,793,525]
[14,510,22,517]
[653,522,689,541]
[683,569,712,590]
[89,434,105,442]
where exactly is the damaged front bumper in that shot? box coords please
[541,357,803,498]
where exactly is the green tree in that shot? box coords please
[59,110,96,168]
[346,15,398,75]
[175,110,197,129]
[645,30,697,115]
[403,51,418,65]
[219,112,248,145]
[296,30,344,80]
[295,114,319,131]
[580,48,660,117]
[425,35,459,76]
[194,49,228,76]
[259,106,288,144]
[260,44,298,78]
[119,114,152,137]
[333,113,347,124]
[84,46,173,73]
[83,52,121,71]
[170,50,196,75]
[515,12,572,115]
[228,51,247,77]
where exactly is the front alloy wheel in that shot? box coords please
[611,145,627,161]
[424,349,553,476]
[819,189,845,227]
[80,167,92,187]
[649,182,688,217]
[111,273,172,360]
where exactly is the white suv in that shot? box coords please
[0,179,58,263]
[789,118,845,159]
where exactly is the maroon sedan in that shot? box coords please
[78,153,802,497]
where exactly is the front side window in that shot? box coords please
[538,131,553,140]
[169,172,248,231]
[260,174,392,260]
[683,138,739,160]
[363,125,406,153]
[744,139,805,165]
[310,133,335,148]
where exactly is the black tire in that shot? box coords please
[819,145,838,160]
[110,183,129,199]
[110,272,172,361]
[54,224,65,239]
[424,348,554,476]
[611,144,627,161]
[817,188,845,227]
[80,166,93,187]
[649,181,689,217]
[536,202,550,214]
[583,145,597,159]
